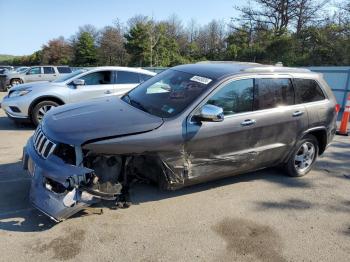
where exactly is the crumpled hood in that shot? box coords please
[42,96,164,145]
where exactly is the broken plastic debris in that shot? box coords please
[63,188,77,207]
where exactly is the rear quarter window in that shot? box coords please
[57,67,72,74]
[140,73,153,82]
[294,79,326,103]
[43,67,55,74]
[117,71,140,84]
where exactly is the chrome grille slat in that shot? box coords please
[33,127,57,159]
[34,133,40,145]
[34,127,40,140]
[35,133,43,146]
[37,135,45,150]
[47,144,56,157]
[41,140,50,156]
[33,129,39,141]
[43,142,53,158]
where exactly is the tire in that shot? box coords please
[284,134,319,177]
[10,78,22,87]
[31,101,59,126]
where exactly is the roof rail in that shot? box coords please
[196,60,262,66]
[242,66,311,73]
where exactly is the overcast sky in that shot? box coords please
[0,0,241,55]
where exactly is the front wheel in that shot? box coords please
[31,101,59,126]
[284,135,319,177]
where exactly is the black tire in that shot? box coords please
[10,78,22,87]
[31,101,59,126]
[284,134,319,177]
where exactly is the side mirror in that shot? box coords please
[73,79,85,87]
[194,104,224,122]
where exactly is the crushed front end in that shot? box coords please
[23,127,125,221]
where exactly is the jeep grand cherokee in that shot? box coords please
[22,63,337,221]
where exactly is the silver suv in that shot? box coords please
[1,66,156,125]
[22,63,337,221]
[0,65,72,91]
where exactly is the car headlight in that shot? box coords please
[8,90,31,98]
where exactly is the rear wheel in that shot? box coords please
[31,101,59,126]
[284,135,319,177]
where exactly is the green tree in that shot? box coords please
[125,20,153,66]
[153,22,186,66]
[73,32,97,66]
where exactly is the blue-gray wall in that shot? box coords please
[307,67,350,118]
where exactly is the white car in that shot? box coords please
[0,66,72,91]
[1,66,156,126]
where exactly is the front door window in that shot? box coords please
[206,79,254,115]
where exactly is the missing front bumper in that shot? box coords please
[24,139,103,221]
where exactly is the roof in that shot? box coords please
[172,63,312,80]
[87,66,156,75]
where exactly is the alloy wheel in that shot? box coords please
[37,105,55,121]
[294,142,315,172]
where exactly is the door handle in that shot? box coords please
[104,90,112,94]
[292,111,304,117]
[240,119,256,126]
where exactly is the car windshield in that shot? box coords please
[122,69,215,118]
[53,69,88,82]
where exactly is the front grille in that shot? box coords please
[33,127,56,159]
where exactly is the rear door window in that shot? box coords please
[254,78,294,110]
[294,79,326,103]
[43,67,55,74]
[116,71,140,84]
[207,79,254,115]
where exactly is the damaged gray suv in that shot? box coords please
[22,63,337,221]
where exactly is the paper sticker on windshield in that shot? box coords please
[190,76,212,85]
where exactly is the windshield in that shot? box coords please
[53,69,88,82]
[122,69,214,118]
